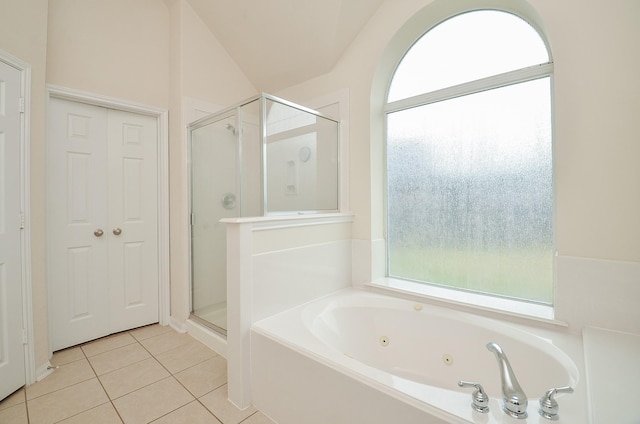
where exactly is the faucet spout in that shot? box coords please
[486,342,528,419]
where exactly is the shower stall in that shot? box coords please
[188,94,339,334]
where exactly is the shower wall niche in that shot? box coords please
[189,94,339,333]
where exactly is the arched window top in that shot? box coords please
[388,10,550,102]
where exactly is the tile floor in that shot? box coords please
[0,324,276,424]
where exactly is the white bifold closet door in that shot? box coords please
[48,98,159,351]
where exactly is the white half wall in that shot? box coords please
[224,214,353,409]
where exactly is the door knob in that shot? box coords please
[94,229,104,237]
[113,228,122,236]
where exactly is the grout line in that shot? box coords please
[92,336,175,404]
[23,388,30,424]
[195,395,226,424]
[137,332,224,422]
[80,337,125,424]
[24,325,272,424]
[50,401,120,424]
[239,411,261,423]
[23,357,94,402]
[114,330,203,421]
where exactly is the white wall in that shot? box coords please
[1,0,258,373]
[46,0,171,107]
[168,0,258,325]
[180,1,256,106]
[277,0,640,335]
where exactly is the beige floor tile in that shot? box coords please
[27,378,109,424]
[175,356,227,398]
[241,412,277,424]
[0,388,25,411]
[112,377,194,424]
[139,330,193,356]
[99,357,170,399]
[129,323,172,341]
[82,332,138,357]
[151,401,222,424]
[26,358,96,400]
[199,384,256,424]
[56,402,123,424]
[155,339,217,374]
[0,402,28,424]
[88,342,151,376]
[51,347,85,366]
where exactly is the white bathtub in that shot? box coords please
[251,289,588,424]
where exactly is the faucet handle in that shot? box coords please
[539,386,574,420]
[458,381,490,413]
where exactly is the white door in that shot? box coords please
[107,109,158,333]
[0,60,26,400]
[48,98,158,351]
[48,99,109,350]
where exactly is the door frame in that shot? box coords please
[45,85,170,356]
[0,49,34,386]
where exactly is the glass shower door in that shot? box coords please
[190,114,239,333]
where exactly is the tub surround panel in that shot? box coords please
[583,327,640,424]
[252,219,352,255]
[251,331,451,424]
[351,238,385,285]
[351,238,372,286]
[252,240,351,322]
[555,256,640,335]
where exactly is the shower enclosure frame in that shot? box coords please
[187,93,341,335]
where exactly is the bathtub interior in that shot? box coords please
[252,289,588,423]
[303,296,579,400]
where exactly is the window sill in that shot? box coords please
[366,277,565,327]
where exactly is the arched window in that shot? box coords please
[385,10,553,304]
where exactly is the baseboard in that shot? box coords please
[36,361,54,382]
[168,316,187,333]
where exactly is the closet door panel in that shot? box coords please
[48,99,159,350]
[107,109,158,332]
[48,98,109,351]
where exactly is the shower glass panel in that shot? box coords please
[264,98,339,213]
[190,114,238,333]
[189,94,338,335]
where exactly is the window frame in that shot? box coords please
[383,9,555,307]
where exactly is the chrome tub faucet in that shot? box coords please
[486,342,528,419]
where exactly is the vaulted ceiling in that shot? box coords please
[186,0,384,92]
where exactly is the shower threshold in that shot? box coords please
[191,302,227,336]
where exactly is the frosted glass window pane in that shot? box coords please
[386,78,552,303]
[388,11,549,102]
